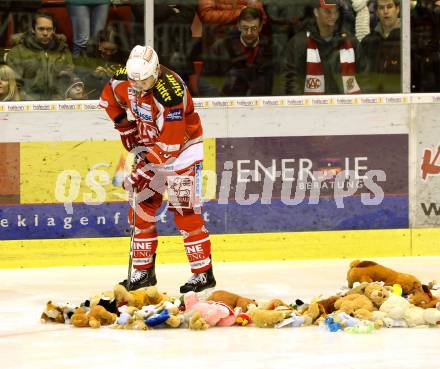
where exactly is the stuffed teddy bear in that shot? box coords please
[62,302,76,324]
[363,283,390,309]
[84,290,118,314]
[347,260,423,296]
[275,313,312,328]
[145,306,182,328]
[40,301,65,324]
[184,291,236,327]
[379,293,410,321]
[188,311,209,330]
[207,290,255,312]
[403,305,428,328]
[70,307,90,327]
[334,293,375,320]
[71,305,117,328]
[113,305,144,329]
[299,295,339,325]
[345,282,370,296]
[247,307,287,328]
[423,308,440,325]
[398,304,440,327]
[114,284,166,309]
[409,284,440,309]
[255,298,290,311]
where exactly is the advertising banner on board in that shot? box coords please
[0,134,408,240]
[414,103,440,227]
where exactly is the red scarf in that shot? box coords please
[304,32,361,95]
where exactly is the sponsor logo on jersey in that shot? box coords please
[165,108,183,122]
[165,73,184,97]
[131,101,152,121]
[155,78,172,102]
[114,67,127,77]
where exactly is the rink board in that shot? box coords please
[0,197,408,240]
[0,228,413,268]
[2,227,440,268]
[1,95,440,266]
[0,134,408,240]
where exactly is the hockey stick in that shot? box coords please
[126,189,137,291]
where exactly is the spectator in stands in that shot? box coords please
[284,0,361,95]
[197,0,268,96]
[76,26,125,98]
[208,7,273,96]
[359,0,401,93]
[0,64,21,101]
[411,0,440,92]
[128,0,189,46]
[59,74,88,99]
[198,0,267,54]
[154,2,199,80]
[66,0,110,57]
[127,1,200,80]
[6,13,74,100]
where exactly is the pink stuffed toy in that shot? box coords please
[184,291,238,326]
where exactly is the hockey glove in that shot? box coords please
[123,160,155,192]
[115,120,139,152]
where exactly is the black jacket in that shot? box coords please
[359,25,401,93]
[208,30,274,96]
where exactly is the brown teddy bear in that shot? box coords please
[71,305,117,328]
[363,283,389,308]
[207,290,255,312]
[300,295,339,325]
[40,301,65,324]
[334,293,375,320]
[347,260,423,296]
[345,282,370,296]
[409,284,440,309]
[248,308,287,328]
[114,284,166,309]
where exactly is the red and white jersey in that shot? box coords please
[100,65,203,172]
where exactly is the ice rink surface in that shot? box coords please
[1,256,439,369]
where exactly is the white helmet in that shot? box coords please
[126,45,159,82]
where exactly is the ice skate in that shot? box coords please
[179,267,216,293]
[119,266,157,291]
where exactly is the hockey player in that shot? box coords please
[99,45,216,293]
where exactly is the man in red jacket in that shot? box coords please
[100,45,216,292]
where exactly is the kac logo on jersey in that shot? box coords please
[165,108,183,122]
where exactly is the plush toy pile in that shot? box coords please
[41,260,440,332]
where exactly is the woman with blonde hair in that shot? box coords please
[0,64,21,101]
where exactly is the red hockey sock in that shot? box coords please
[174,211,212,273]
[132,231,158,270]
[183,232,212,273]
